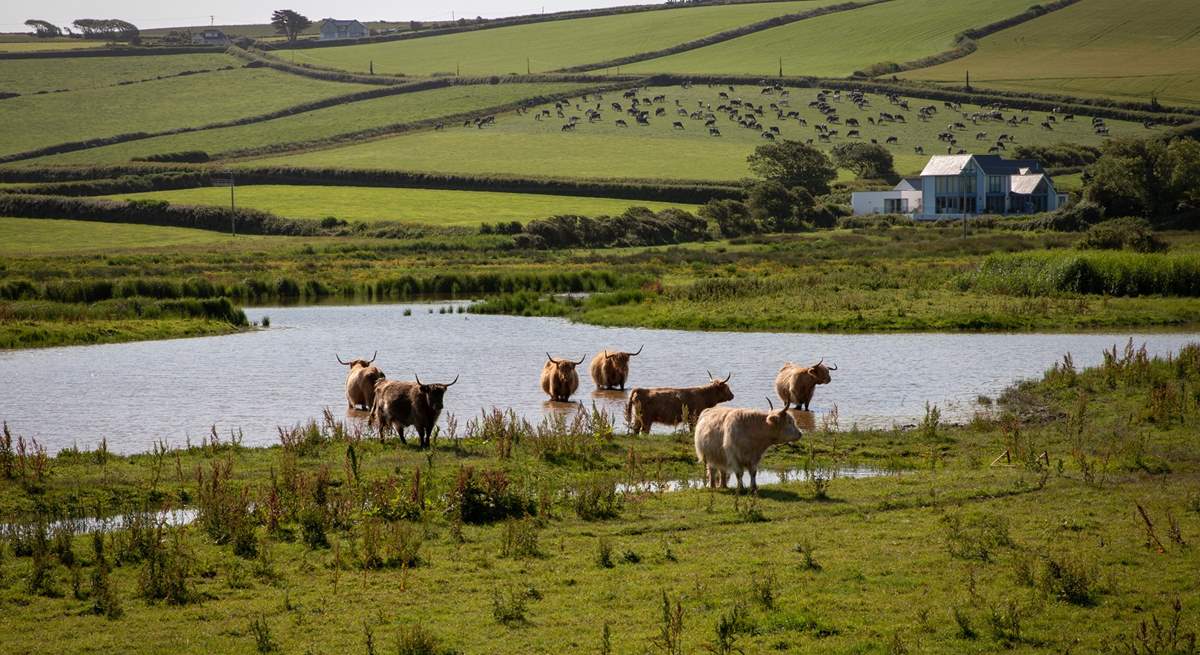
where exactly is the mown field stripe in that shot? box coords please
[556,0,892,73]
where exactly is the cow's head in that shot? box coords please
[766,398,802,444]
[337,351,377,369]
[811,359,837,385]
[414,374,458,411]
[706,370,735,403]
[547,353,585,375]
[602,345,642,369]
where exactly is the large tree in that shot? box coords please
[1084,137,1200,220]
[830,142,896,180]
[747,140,837,196]
[24,19,62,38]
[71,19,139,41]
[271,10,312,42]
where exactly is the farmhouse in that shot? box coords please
[191,29,229,45]
[851,154,1066,219]
[319,19,368,41]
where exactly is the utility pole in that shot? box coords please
[778,57,782,78]
[214,170,236,236]
[965,70,971,90]
[210,15,214,26]
[526,57,530,75]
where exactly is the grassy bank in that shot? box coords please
[0,297,249,349]
[0,343,1197,653]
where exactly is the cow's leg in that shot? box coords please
[749,466,758,494]
[720,470,730,489]
[734,471,744,494]
[396,425,406,445]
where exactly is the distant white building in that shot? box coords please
[319,19,368,41]
[851,154,1066,219]
[191,28,229,45]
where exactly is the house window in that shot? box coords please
[884,198,907,213]
[936,196,977,214]
[986,195,1006,214]
[987,175,1005,194]
[934,175,976,195]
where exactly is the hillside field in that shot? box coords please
[100,186,699,226]
[0,216,286,255]
[28,82,594,166]
[0,67,374,157]
[252,84,1160,181]
[0,52,238,95]
[287,1,838,76]
[902,0,1200,107]
[624,0,1031,76]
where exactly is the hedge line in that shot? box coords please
[854,0,1081,78]
[0,194,321,235]
[0,45,222,60]
[222,167,743,203]
[557,0,891,73]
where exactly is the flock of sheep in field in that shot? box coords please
[337,349,837,493]
[454,82,1158,156]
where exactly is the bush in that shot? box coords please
[132,150,210,163]
[1076,217,1168,253]
[968,251,1200,297]
[451,467,534,524]
[520,207,709,249]
[572,476,622,521]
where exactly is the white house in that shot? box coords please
[851,154,1066,219]
[191,28,229,45]
[319,19,368,41]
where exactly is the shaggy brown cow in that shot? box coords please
[625,372,734,434]
[694,399,802,492]
[338,352,385,411]
[774,360,837,411]
[541,353,585,402]
[589,345,642,390]
[369,374,458,448]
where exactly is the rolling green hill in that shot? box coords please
[100,186,698,226]
[287,1,840,76]
[0,53,238,95]
[28,82,593,165]
[623,0,1033,76]
[0,216,276,255]
[901,0,1200,107]
[251,84,1157,182]
[0,67,373,157]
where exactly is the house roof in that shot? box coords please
[1010,173,1046,195]
[920,154,1046,177]
[321,19,366,27]
[894,176,922,191]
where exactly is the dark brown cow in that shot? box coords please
[625,372,734,434]
[589,345,642,390]
[369,374,458,448]
[541,353,585,402]
[774,360,837,411]
[338,352,385,411]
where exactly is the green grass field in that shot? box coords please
[100,186,699,226]
[0,38,107,52]
[0,68,372,157]
[0,52,238,95]
[901,0,1200,107]
[0,216,287,255]
[253,84,1158,181]
[288,1,837,76]
[29,82,593,165]
[623,0,1032,76]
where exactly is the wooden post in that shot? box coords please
[990,449,1012,467]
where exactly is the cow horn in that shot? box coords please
[367,351,377,365]
[444,375,459,387]
[336,354,350,365]
[707,369,714,381]
[631,345,643,356]
[722,372,732,384]
[766,396,774,411]
[603,349,609,359]
[782,401,791,412]
[546,352,557,363]
[414,373,422,386]
[573,354,586,365]
[827,362,837,371]
[815,358,824,368]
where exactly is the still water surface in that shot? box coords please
[1,302,1196,454]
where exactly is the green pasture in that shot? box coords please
[0,216,287,255]
[0,68,373,157]
[30,82,592,165]
[100,186,699,226]
[254,84,1158,182]
[288,1,837,76]
[0,52,238,95]
[623,0,1032,76]
[0,39,107,52]
[902,0,1200,107]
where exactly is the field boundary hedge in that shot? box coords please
[0,45,223,60]
[556,0,890,73]
[0,167,740,204]
[0,194,322,235]
[854,0,1081,78]
[2,64,237,99]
